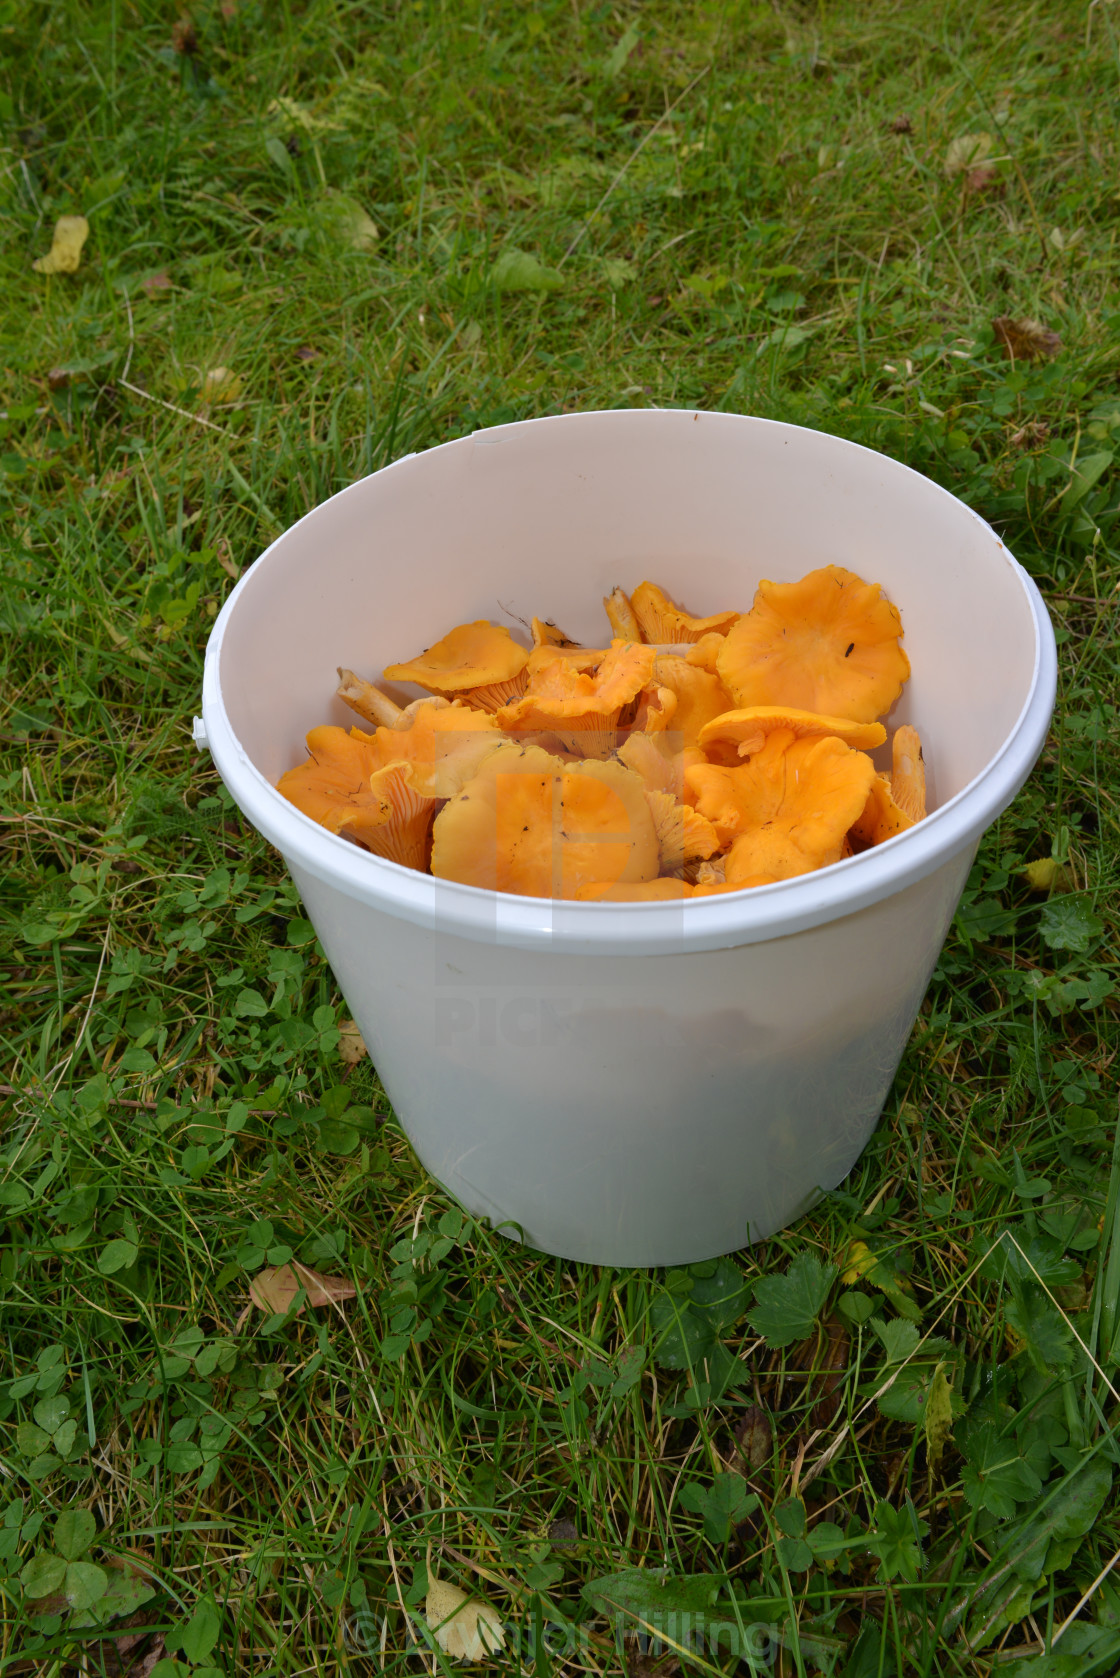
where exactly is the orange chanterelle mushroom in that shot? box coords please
[717,565,910,723]
[384,620,530,712]
[430,742,660,899]
[278,566,929,898]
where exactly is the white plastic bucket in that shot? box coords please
[199,410,1056,1267]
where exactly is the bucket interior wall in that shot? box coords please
[216,412,1039,808]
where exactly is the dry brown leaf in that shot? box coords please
[944,132,992,175]
[215,537,240,581]
[141,270,173,297]
[171,16,197,53]
[425,1576,505,1661]
[735,1404,773,1471]
[33,215,90,276]
[993,315,1062,363]
[338,1019,368,1067]
[246,1262,357,1321]
[295,344,319,362]
[964,164,1000,194]
[626,1648,681,1678]
[888,113,913,135]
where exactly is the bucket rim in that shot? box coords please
[200,408,1058,956]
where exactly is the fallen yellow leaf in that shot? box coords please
[32,216,90,276]
[944,132,992,176]
[201,366,243,404]
[246,1262,357,1318]
[338,1019,368,1067]
[840,1239,875,1286]
[425,1576,505,1661]
[1022,857,1074,893]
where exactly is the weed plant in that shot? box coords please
[1,2,1119,1674]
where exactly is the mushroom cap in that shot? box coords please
[531,617,582,649]
[384,620,529,694]
[699,705,887,763]
[849,773,916,847]
[685,632,727,673]
[616,729,682,799]
[685,731,876,867]
[430,743,660,898]
[631,582,740,644]
[358,699,503,798]
[525,642,607,679]
[630,683,678,736]
[716,565,910,723]
[498,640,657,759]
[277,726,391,843]
[652,657,736,748]
[573,878,695,901]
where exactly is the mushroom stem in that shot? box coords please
[336,668,403,729]
[603,587,644,642]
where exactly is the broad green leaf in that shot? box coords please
[808,1521,848,1561]
[64,1560,108,1611]
[33,1396,70,1434]
[602,257,636,289]
[1005,1456,1113,1584]
[582,1568,719,1624]
[98,1238,138,1275]
[650,1297,718,1370]
[178,1595,222,1663]
[870,1317,921,1363]
[747,1253,836,1348]
[317,1117,359,1155]
[234,987,269,1018]
[960,1422,1043,1520]
[605,20,640,78]
[837,1290,875,1324]
[97,1565,158,1621]
[164,1442,204,1474]
[611,1345,645,1396]
[775,1535,814,1571]
[977,1230,1081,1289]
[21,1551,66,1597]
[1039,897,1103,953]
[16,1423,52,1456]
[490,248,564,292]
[999,1658,1092,1678]
[1006,1284,1073,1373]
[867,1499,928,1584]
[1064,449,1113,510]
[685,1258,749,1329]
[678,1474,757,1545]
[54,1508,96,1560]
[774,1498,806,1539]
[315,191,378,251]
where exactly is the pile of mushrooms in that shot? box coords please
[277,567,927,901]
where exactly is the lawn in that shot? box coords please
[1,0,1119,1673]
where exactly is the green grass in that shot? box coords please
[1,0,1119,1672]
